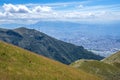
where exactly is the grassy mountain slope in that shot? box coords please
[103,51,120,68]
[0,27,104,64]
[70,59,120,80]
[0,41,102,80]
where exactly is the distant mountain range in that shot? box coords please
[1,21,120,57]
[30,21,120,57]
[0,27,103,64]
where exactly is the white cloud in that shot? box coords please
[0,3,120,24]
[2,4,53,14]
[33,6,52,13]
[3,4,31,13]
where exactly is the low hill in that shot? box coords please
[103,51,120,68]
[0,41,101,80]
[0,27,104,64]
[70,59,120,80]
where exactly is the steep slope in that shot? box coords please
[0,27,104,64]
[103,51,120,68]
[0,41,102,80]
[70,59,120,80]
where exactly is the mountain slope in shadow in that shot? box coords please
[0,27,104,64]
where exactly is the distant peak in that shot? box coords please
[15,27,28,30]
[14,27,43,35]
[15,27,37,31]
[14,27,37,32]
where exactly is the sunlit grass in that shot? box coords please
[71,59,120,80]
[0,41,101,80]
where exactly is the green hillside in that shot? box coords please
[103,51,120,68]
[70,59,120,80]
[0,41,101,80]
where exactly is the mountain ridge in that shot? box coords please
[0,27,104,64]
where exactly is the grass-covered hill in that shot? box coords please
[70,59,120,80]
[0,41,102,80]
[103,51,120,68]
[0,27,103,64]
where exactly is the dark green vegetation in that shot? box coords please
[71,51,120,80]
[0,41,102,80]
[0,27,103,64]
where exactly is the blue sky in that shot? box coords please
[0,0,120,5]
[0,0,120,24]
[0,0,92,5]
